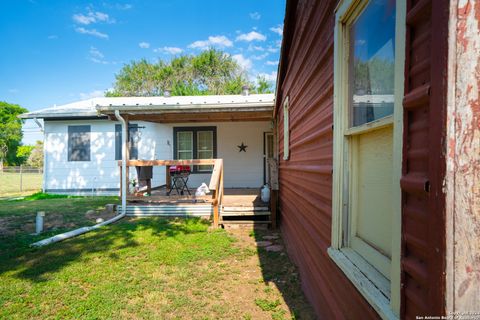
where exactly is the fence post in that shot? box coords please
[19,165,23,192]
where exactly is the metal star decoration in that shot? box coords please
[238,142,248,152]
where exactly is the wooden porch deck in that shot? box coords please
[117,159,276,227]
[121,188,271,224]
[127,188,265,207]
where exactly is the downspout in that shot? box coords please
[30,110,128,247]
[115,110,127,216]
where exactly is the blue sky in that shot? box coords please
[0,0,285,144]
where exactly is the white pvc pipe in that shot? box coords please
[36,211,45,234]
[31,110,128,248]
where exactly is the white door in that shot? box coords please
[264,132,274,185]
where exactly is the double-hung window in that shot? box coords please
[173,127,216,173]
[329,0,405,318]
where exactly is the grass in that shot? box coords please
[0,196,316,319]
[0,219,240,319]
[0,172,43,198]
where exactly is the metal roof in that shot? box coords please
[19,94,275,119]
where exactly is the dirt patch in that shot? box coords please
[0,208,117,236]
[216,228,316,320]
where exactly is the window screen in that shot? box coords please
[68,125,90,161]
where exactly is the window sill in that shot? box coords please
[344,115,394,136]
[327,247,398,320]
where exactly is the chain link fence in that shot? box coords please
[0,166,43,196]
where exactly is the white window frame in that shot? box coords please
[328,0,405,319]
[196,130,214,173]
[283,96,290,160]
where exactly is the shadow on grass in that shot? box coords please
[0,218,210,283]
[250,221,316,319]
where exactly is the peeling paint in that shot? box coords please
[446,0,480,313]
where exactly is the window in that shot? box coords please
[115,124,139,160]
[173,127,217,173]
[68,125,90,161]
[330,0,404,318]
[283,97,289,160]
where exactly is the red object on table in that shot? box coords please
[169,165,191,174]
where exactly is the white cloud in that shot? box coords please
[258,71,278,82]
[266,60,279,66]
[8,88,19,94]
[89,46,104,58]
[75,27,109,39]
[189,35,233,49]
[139,42,150,49]
[249,12,261,20]
[73,10,114,25]
[247,44,265,51]
[236,31,266,42]
[266,46,278,53]
[270,24,283,36]
[251,53,269,60]
[47,35,58,40]
[232,54,252,71]
[88,46,109,64]
[79,90,105,100]
[154,46,184,54]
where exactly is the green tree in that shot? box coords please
[27,140,43,168]
[353,58,395,95]
[107,49,275,97]
[253,75,273,94]
[0,101,28,167]
[16,145,34,165]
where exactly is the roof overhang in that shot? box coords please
[19,94,275,123]
[96,99,274,123]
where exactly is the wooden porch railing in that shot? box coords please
[117,159,224,227]
[209,159,224,228]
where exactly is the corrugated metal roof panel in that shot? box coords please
[19,94,275,119]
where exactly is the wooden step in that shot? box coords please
[221,210,271,217]
[221,220,271,225]
[222,206,269,212]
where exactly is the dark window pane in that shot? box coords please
[349,0,396,127]
[173,127,217,173]
[115,124,122,160]
[115,124,140,160]
[68,125,90,161]
[129,124,139,160]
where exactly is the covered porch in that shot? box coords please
[94,94,277,227]
[117,159,276,228]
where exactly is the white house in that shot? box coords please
[20,94,275,195]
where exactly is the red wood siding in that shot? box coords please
[275,0,379,318]
[401,0,449,318]
[276,0,449,318]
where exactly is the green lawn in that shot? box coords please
[0,197,315,319]
[0,172,43,198]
